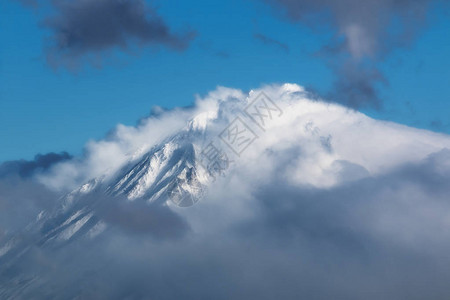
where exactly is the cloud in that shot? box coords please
[38,106,198,191]
[0,152,71,240]
[38,83,450,193]
[0,152,72,179]
[198,41,231,58]
[329,60,387,108]
[29,0,196,68]
[0,179,60,241]
[254,33,290,53]
[2,84,450,298]
[3,149,450,299]
[262,0,444,108]
[430,119,450,133]
[96,195,190,238]
[14,0,38,8]
[265,0,435,57]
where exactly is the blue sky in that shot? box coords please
[0,0,449,162]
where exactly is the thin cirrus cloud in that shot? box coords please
[253,33,290,53]
[30,0,196,68]
[262,0,445,108]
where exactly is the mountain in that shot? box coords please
[0,118,216,298]
[1,84,450,299]
[0,125,212,262]
[2,83,450,257]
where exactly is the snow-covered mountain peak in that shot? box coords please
[2,83,450,258]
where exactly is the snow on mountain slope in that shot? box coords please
[1,83,450,260]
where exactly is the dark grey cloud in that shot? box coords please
[0,178,60,241]
[265,0,433,54]
[263,0,444,108]
[0,152,71,240]
[254,33,290,53]
[36,0,196,68]
[0,152,72,179]
[430,119,449,133]
[96,197,189,239]
[329,61,387,108]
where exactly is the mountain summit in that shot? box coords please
[3,83,450,251]
[1,84,450,299]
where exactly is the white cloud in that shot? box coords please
[6,83,450,299]
[39,83,450,191]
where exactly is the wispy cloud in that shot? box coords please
[262,0,445,108]
[254,33,289,53]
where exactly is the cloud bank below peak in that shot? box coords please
[1,84,450,299]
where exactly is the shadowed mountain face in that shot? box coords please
[1,84,450,299]
[108,141,203,206]
[0,129,208,298]
[12,131,209,251]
